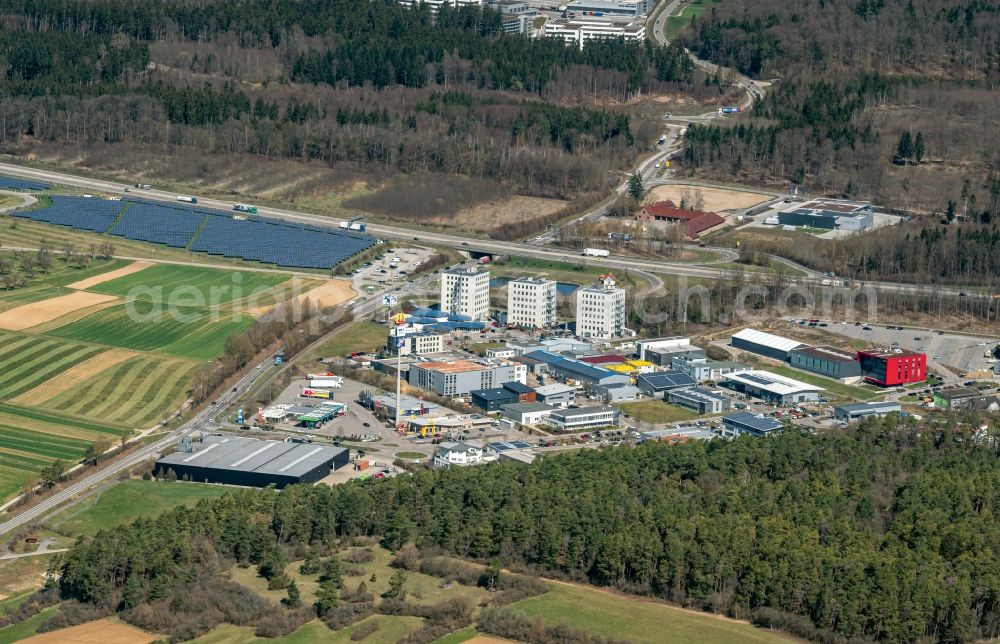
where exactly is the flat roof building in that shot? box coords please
[365,393,440,418]
[723,370,823,405]
[534,383,577,407]
[470,387,519,412]
[546,405,620,431]
[667,386,731,415]
[722,412,783,437]
[566,0,645,17]
[933,387,983,410]
[778,198,874,232]
[525,351,631,389]
[677,359,748,383]
[637,426,717,444]
[500,401,557,426]
[635,370,697,398]
[408,359,526,397]
[507,277,557,329]
[156,435,349,488]
[834,401,902,422]
[440,267,490,321]
[545,16,646,49]
[731,329,807,362]
[789,345,862,382]
[857,349,926,387]
[576,274,626,340]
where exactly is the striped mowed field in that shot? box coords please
[46,303,254,359]
[85,263,289,305]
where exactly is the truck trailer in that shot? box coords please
[582,248,610,257]
[176,195,198,204]
[233,203,258,214]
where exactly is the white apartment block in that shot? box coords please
[576,274,625,339]
[507,277,557,329]
[440,268,490,320]
[544,16,645,49]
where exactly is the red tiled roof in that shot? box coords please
[640,201,718,222]
[685,212,725,238]
[580,355,628,365]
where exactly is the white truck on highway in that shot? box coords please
[582,248,610,257]
[176,195,198,204]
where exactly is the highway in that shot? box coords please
[0,161,982,297]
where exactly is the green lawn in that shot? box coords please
[310,321,388,359]
[46,303,253,359]
[491,256,609,287]
[47,479,231,536]
[663,1,711,40]
[744,362,884,401]
[86,263,288,305]
[620,400,701,425]
[511,582,795,644]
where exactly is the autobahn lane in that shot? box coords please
[0,162,977,297]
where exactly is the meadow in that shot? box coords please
[87,263,289,306]
[46,303,254,359]
[0,332,105,398]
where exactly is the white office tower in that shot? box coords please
[576,273,626,339]
[507,277,557,329]
[440,267,490,320]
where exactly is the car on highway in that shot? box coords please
[362,422,370,427]
[933,355,943,360]
[862,326,872,331]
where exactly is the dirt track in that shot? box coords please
[66,261,153,290]
[21,619,156,644]
[0,291,119,331]
[10,348,137,405]
[646,185,771,212]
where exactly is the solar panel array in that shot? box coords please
[638,370,697,390]
[737,372,778,386]
[13,196,126,233]
[111,202,205,248]
[14,196,375,269]
[0,175,50,191]
[190,215,374,269]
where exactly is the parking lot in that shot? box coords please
[780,318,998,382]
[350,246,439,300]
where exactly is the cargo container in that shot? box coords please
[356,459,370,471]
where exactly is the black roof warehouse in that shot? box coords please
[156,435,349,488]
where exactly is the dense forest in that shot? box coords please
[45,418,1000,642]
[675,0,1000,220]
[0,0,701,217]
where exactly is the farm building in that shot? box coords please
[635,201,725,239]
[789,345,862,382]
[731,329,807,362]
[156,435,349,488]
[722,370,823,405]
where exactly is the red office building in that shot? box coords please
[857,349,926,386]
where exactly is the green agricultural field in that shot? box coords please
[511,582,795,644]
[45,354,199,427]
[194,617,422,644]
[47,303,253,359]
[87,263,288,306]
[48,479,231,537]
[0,605,57,644]
[0,332,105,398]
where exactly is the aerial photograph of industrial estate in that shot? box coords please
[0,0,999,642]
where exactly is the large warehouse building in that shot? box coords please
[789,345,862,382]
[731,329,807,362]
[723,370,823,405]
[777,198,875,231]
[156,435,349,488]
